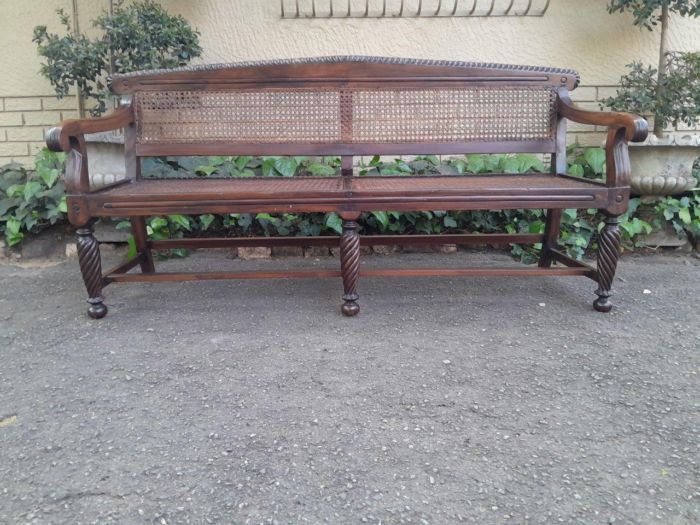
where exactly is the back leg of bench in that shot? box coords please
[594,215,621,312]
[538,209,562,268]
[130,216,155,273]
[340,218,361,316]
[76,221,107,319]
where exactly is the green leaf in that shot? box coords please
[568,164,585,177]
[168,214,191,231]
[6,184,24,199]
[443,215,457,228]
[324,212,342,234]
[6,231,24,246]
[515,154,545,173]
[371,211,390,228]
[678,207,692,224]
[207,156,229,167]
[150,216,168,231]
[528,220,545,234]
[501,157,521,174]
[6,216,21,235]
[563,208,578,221]
[5,217,23,246]
[0,198,16,216]
[194,165,218,176]
[451,160,467,174]
[583,148,606,175]
[273,157,299,177]
[234,156,253,171]
[466,154,485,174]
[38,167,61,188]
[306,163,336,176]
[199,214,215,230]
[126,234,137,259]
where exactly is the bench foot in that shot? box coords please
[341,294,360,316]
[593,215,621,313]
[87,299,108,319]
[340,219,361,316]
[76,222,107,319]
[593,294,613,313]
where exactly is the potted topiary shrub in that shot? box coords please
[33,0,201,188]
[603,1,700,196]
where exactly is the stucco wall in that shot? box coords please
[2,0,700,164]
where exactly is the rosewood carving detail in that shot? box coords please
[594,216,622,313]
[76,223,107,319]
[340,220,361,316]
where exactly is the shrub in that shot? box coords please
[603,52,700,131]
[604,1,700,136]
[33,0,201,115]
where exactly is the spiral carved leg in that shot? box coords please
[76,223,107,319]
[594,215,621,313]
[340,220,361,316]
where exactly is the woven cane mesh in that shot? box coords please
[351,88,556,142]
[134,87,556,145]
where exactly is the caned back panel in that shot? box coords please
[133,86,558,154]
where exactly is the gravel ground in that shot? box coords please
[0,250,698,524]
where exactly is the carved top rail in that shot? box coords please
[109,56,580,94]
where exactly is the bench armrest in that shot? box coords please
[557,91,648,192]
[557,95,648,143]
[45,106,134,194]
[46,106,134,153]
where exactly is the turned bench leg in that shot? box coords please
[594,215,621,313]
[340,218,361,316]
[130,216,155,273]
[76,221,107,319]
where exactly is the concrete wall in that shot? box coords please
[2,0,700,164]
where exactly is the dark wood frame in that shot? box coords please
[46,57,647,318]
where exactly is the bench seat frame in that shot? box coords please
[46,56,647,318]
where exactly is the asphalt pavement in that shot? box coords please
[1,250,698,524]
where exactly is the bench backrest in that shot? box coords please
[110,56,578,157]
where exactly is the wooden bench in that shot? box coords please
[46,56,647,319]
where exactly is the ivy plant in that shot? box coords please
[0,150,67,247]
[5,148,700,261]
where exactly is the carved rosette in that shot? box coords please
[340,220,361,316]
[594,216,621,313]
[76,225,107,318]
